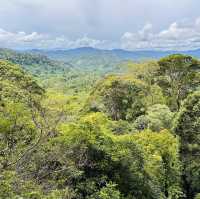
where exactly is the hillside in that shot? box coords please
[0,48,124,94]
[0,48,71,75]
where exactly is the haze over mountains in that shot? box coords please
[2,47,200,76]
[30,47,200,61]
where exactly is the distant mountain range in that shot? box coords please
[29,47,200,61]
[2,47,200,77]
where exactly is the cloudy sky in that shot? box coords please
[0,0,200,50]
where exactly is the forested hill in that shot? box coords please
[0,48,72,75]
[0,48,57,66]
[0,48,125,94]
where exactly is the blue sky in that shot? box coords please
[0,0,200,50]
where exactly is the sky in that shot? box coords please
[0,0,200,50]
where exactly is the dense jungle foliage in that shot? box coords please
[1,50,200,199]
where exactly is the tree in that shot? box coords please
[134,104,174,132]
[0,60,44,170]
[127,61,167,107]
[85,75,147,121]
[98,183,123,199]
[132,130,182,199]
[173,91,200,198]
[157,54,200,110]
[55,112,164,199]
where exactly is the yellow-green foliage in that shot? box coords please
[0,60,43,171]
[157,54,200,110]
[1,53,198,199]
[0,60,44,99]
[117,129,182,198]
[84,75,147,121]
[56,112,182,199]
[173,91,200,197]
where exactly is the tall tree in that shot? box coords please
[85,75,147,121]
[173,91,200,198]
[157,54,200,110]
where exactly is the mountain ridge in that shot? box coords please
[28,47,200,61]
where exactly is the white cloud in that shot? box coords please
[1,0,199,42]
[0,29,107,49]
[0,29,46,47]
[2,17,200,51]
[121,17,200,51]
